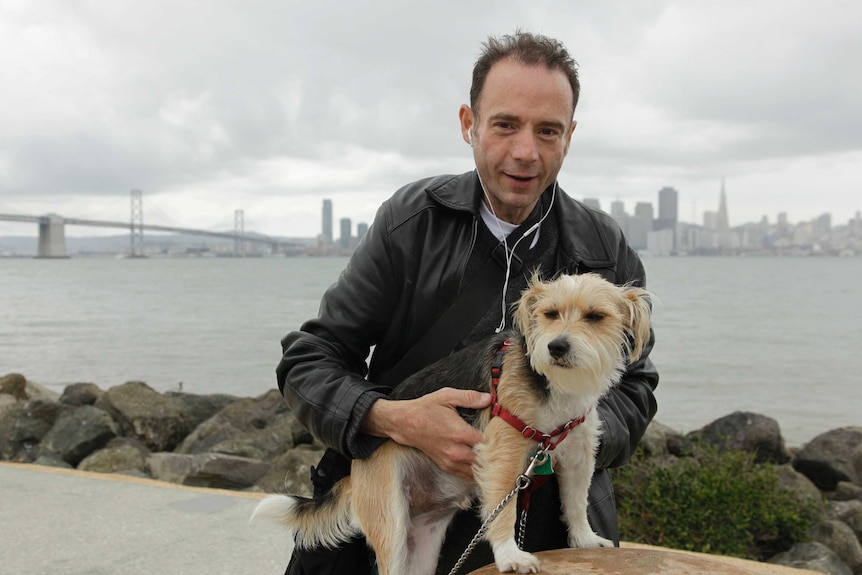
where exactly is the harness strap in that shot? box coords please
[489,339,592,451]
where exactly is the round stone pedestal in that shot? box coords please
[466,547,759,575]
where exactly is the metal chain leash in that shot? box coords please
[517,507,529,550]
[446,446,549,575]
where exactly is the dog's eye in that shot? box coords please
[543,310,559,320]
[584,312,605,322]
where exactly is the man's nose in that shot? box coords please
[511,130,539,162]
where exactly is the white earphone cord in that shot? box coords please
[475,170,557,333]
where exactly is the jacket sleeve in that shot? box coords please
[276,202,398,459]
[594,244,659,469]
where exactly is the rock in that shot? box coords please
[174,389,297,460]
[0,373,27,399]
[255,445,325,496]
[0,393,16,410]
[829,500,862,541]
[807,520,862,574]
[39,405,119,466]
[775,464,824,507]
[77,437,149,475]
[147,452,270,490]
[831,482,862,502]
[59,383,104,406]
[32,453,74,469]
[639,420,683,457]
[94,381,192,452]
[24,381,61,401]
[164,391,239,430]
[794,427,862,491]
[854,444,862,486]
[666,434,696,458]
[692,411,789,464]
[769,541,852,575]
[0,400,67,462]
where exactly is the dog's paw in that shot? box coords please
[569,530,614,549]
[492,540,541,573]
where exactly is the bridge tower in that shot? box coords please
[130,189,144,257]
[234,209,245,256]
[37,214,68,258]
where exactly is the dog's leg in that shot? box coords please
[406,509,458,575]
[351,443,411,575]
[476,421,541,574]
[555,430,613,549]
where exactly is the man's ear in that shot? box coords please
[459,104,474,146]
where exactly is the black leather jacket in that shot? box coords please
[278,171,658,546]
[279,169,657,460]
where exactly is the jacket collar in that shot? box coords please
[425,171,617,270]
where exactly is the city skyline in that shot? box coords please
[312,183,860,257]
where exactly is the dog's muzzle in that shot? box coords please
[548,337,571,363]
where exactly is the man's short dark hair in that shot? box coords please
[470,30,580,117]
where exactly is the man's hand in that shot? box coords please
[361,388,492,481]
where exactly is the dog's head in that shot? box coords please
[513,272,652,392]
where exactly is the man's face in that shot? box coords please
[460,59,576,225]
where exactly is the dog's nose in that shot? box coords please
[548,338,569,359]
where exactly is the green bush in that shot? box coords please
[612,444,821,560]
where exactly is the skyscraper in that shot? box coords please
[628,202,654,250]
[716,179,734,250]
[610,200,629,239]
[610,200,626,220]
[340,217,352,248]
[655,187,678,231]
[717,178,729,233]
[322,199,333,244]
[583,198,601,212]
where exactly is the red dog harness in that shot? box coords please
[490,338,591,451]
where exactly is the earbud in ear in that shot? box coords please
[468,132,473,146]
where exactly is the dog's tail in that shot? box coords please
[252,477,358,550]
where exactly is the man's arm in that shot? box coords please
[595,246,660,469]
[277,199,491,469]
[277,201,400,458]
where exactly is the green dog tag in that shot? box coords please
[531,451,554,476]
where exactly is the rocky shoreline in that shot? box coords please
[2,373,861,575]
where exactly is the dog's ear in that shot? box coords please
[620,285,652,362]
[513,272,545,332]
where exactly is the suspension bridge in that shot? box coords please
[0,190,301,258]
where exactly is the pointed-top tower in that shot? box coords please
[717,178,729,233]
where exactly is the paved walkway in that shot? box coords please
[1,462,291,575]
[1,462,820,575]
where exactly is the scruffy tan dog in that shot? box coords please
[254,272,652,575]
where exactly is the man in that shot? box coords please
[278,31,658,575]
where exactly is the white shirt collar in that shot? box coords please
[479,201,540,249]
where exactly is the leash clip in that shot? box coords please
[521,446,550,478]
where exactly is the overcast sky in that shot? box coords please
[1,0,859,238]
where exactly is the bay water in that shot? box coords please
[1,255,860,447]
